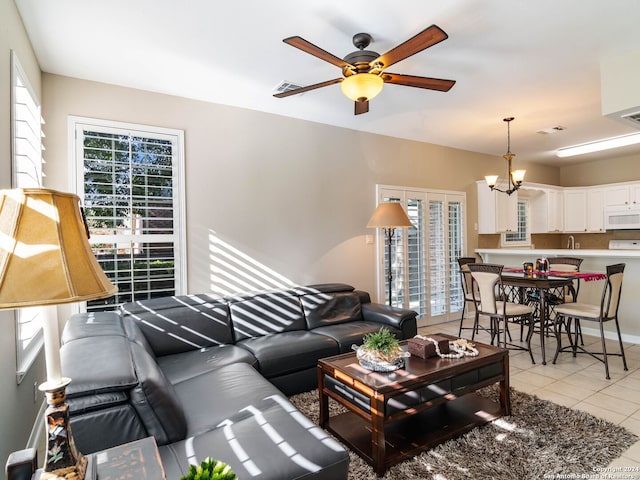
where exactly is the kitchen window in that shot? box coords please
[502,198,530,246]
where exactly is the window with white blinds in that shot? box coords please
[72,118,186,311]
[11,51,46,383]
[503,199,530,246]
[376,186,466,325]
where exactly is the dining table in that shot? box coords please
[499,268,607,365]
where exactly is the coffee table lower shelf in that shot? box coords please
[325,393,502,473]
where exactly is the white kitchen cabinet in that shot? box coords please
[563,189,587,232]
[604,182,640,207]
[587,188,605,232]
[529,188,563,233]
[564,188,605,232]
[477,181,518,233]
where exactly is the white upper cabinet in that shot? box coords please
[529,187,563,233]
[604,182,640,207]
[477,181,518,233]
[563,189,587,232]
[587,189,605,232]
[563,188,605,232]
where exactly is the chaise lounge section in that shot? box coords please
[59,283,417,480]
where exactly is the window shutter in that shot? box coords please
[74,121,186,311]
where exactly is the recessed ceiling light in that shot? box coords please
[556,132,640,157]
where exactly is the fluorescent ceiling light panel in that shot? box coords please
[556,132,640,157]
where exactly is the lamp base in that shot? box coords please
[39,380,93,480]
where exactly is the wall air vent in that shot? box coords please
[621,111,640,127]
[274,81,304,95]
[537,125,566,135]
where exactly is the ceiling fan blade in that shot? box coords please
[273,78,343,98]
[372,25,448,69]
[283,36,352,69]
[382,73,455,92]
[355,99,369,115]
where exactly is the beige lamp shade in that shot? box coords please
[0,188,117,308]
[366,202,413,229]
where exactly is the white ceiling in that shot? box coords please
[15,0,640,166]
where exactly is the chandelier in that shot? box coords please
[485,117,525,195]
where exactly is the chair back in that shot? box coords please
[549,256,583,301]
[457,257,477,300]
[548,256,583,272]
[467,263,503,315]
[602,263,625,319]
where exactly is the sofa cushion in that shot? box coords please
[171,362,284,436]
[121,294,232,356]
[296,283,355,294]
[228,290,306,341]
[69,404,148,454]
[311,321,402,353]
[61,336,138,398]
[157,344,257,384]
[159,393,349,480]
[236,331,339,378]
[129,342,187,445]
[61,311,125,344]
[301,291,363,330]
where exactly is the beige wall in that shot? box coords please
[0,0,47,466]
[559,152,640,186]
[42,74,559,300]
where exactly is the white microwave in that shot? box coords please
[604,205,640,230]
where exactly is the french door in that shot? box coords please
[375,186,466,327]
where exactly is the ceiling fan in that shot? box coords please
[274,25,456,115]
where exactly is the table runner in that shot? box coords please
[503,267,606,282]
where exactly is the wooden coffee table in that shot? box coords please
[317,334,510,475]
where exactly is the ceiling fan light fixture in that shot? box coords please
[340,73,383,102]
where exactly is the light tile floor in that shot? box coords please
[419,319,640,469]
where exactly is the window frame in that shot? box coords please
[374,185,467,326]
[501,198,531,247]
[68,116,188,309]
[11,50,46,384]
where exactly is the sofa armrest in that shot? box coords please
[361,303,417,339]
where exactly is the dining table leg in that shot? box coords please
[539,287,548,365]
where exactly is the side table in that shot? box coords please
[7,437,166,480]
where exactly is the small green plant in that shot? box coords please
[179,458,237,480]
[362,327,402,362]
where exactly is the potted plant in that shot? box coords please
[354,327,406,371]
[179,457,237,480]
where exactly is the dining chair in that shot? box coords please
[548,256,584,303]
[552,263,628,380]
[457,257,480,339]
[467,263,535,363]
[527,256,585,344]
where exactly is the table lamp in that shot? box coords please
[0,188,117,480]
[366,202,413,306]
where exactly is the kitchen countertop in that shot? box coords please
[475,248,640,258]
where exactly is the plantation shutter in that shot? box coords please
[74,120,186,311]
[375,186,466,325]
[12,51,46,382]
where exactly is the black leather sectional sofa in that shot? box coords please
[59,283,417,480]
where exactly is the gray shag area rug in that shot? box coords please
[289,387,637,480]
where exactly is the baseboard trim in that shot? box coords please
[579,326,640,346]
[26,398,46,450]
